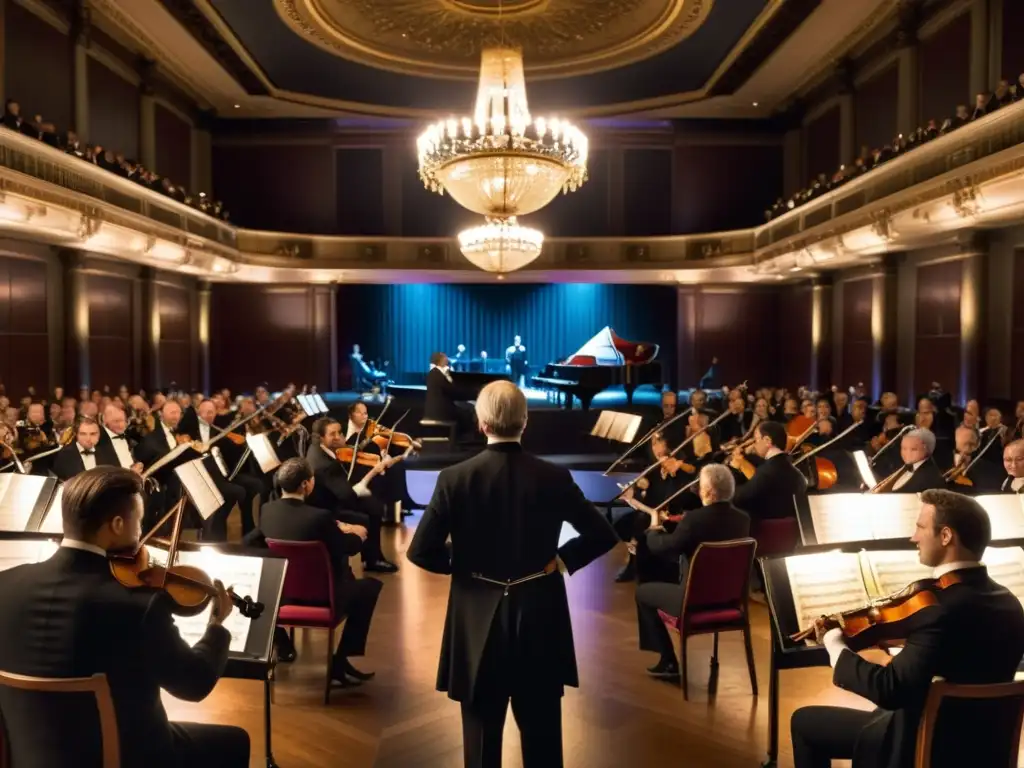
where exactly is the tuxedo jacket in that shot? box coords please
[407,442,618,704]
[732,453,807,520]
[1002,476,1024,494]
[248,498,361,585]
[0,547,230,768]
[424,367,459,422]
[52,442,120,482]
[893,458,946,494]
[834,566,1024,768]
[304,444,374,520]
[645,501,750,570]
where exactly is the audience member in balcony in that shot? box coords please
[924,118,940,140]
[64,130,83,158]
[19,113,43,140]
[972,92,992,120]
[994,79,1014,108]
[40,122,60,150]
[2,99,21,131]
[1015,74,1024,101]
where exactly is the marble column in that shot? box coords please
[896,46,920,136]
[140,268,161,390]
[959,239,988,403]
[190,115,214,196]
[969,0,990,98]
[783,128,802,198]
[837,95,855,168]
[811,278,834,392]
[138,60,157,172]
[61,250,90,390]
[872,255,900,401]
[70,1,90,140]
[198,281,211,394]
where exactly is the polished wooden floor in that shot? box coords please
[163,514,873,768]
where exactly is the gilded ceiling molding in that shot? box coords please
[274,0,713,80]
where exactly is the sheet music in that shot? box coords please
[312,394,328,414]
[174,459,224,520]
[975,495,1024,541]
[591,411,614,438]
[785,552,871,635]
[980,546,1024,606]
[245,433,282,473]
[297,394,315,414]
[852,450,877,488]
[149,547,263,654]
[808,495,875,544]
[861,550,932,597]
[38,484,64,533]
[0,474,49,531]
[0,539,59,571]
[868,497,923,541]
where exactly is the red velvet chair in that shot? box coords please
[658,537,759,701]
[265,539,343,704]
[750,518,799,557]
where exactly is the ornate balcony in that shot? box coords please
[0,99,1022,283]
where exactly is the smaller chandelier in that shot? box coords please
[458,217,543,274]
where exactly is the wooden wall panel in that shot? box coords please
[855,64,899,153]
[210,285,331,394]
[87,56,140,158]
[623,148,672,236]
[4,2,72,132]
[804,106,841,182]
[336,148,385,236]
[87,273,133,391]
[1002,0,1024,91]
[671,144,783,234]
[155,104,192,191]
[692,289,778,390]
[841,277,874,389]
[915,260,962,399]
[157,283,191,389]
[920,11,972,122]
[777,285,812,390]
[0,255,49,396]
[212,144,337,234]
[1012,250,1024,398]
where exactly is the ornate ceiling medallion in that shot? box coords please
[276,0,713,80]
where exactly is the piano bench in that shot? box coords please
[418,419,458,448]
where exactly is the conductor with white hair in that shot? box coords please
[634,463,751,680]
[888,427,945,492]
[407,380,618,768]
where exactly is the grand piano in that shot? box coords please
[533,327,663,410]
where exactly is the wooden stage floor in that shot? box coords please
[163,514,873,768]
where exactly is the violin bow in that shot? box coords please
[602,407,693,476]
[869,423,913,466]
[384,410,411,455]
[792,419,865,466]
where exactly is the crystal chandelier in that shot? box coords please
[417,46,588,272]
[458,217,543,274]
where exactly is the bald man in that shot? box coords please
[1003,440,1024,494]
[98,403,143,472]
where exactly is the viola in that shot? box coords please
[790,572,962,651]
[109,545,263,619]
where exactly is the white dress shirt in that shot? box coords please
[891,458,927,491]
[822,561,984,667]
[1006,476,1024,493]
[764,446,784,460]
[77,442,97,471]
[161,423,176,451]
[198,422,229,477]
[347,420,361,440]
[61,539,105,557]
[105,427,134,469]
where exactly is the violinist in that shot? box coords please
[832,389,852,429]
[945,426,1002,493]
[654,390,685,446]
[99,403,143,471]
[634,465,750,681]
[718,395,751,444]
[0,467,250,767]
[731,421,807,522]
[790,489,1024,768]
[615,432,694,583]
[1002,440,1024,493]
[52,417,123,481]
[15,402,56,474]
[344,401,407,513]
[305,417,398,573]
[679,411,719,467]
[882,428,945,493]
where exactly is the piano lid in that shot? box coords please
[562,327,659,366]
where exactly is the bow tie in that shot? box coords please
[903,463,916,474]
[111,433,126,440]
[80,449,95,456]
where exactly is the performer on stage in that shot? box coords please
[0,467,249,767]
[505,335,528,387]
[790,489,1024,768]
[407,381,618,768]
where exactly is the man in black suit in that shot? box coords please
[407,380,618,768]
[886,427,946,493]
[0,466,248,767]
[305,417,398,573]
[1002,439,1024,493]
[634,464,751,679]
[53,418,117,481]
[425,351,459,423]
[945,426,1003,493]
[246,458,383,685]
[790,489,1024,768]
[731,420,807,520]
[99,402,143,472]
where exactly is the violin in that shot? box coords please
[109,546,263,619]
[786,415,817,453]
[659,456,694,478]
[336,445,381,468]
[790,572,962,651]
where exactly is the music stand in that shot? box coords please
[245,433,282,475]
[590,411,642,443]
[296,394,315,415]
[0,474,58,532]
[312,394,328,414]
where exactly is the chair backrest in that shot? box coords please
[265,539,336,609]
[750,517,799,557]
[681,538,757,614]
[915,678,1024,768]
[0,670,119,767]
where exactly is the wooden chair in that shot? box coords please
[914,677,1024,767]
[657,537,759,701]
[0,670,120,767]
